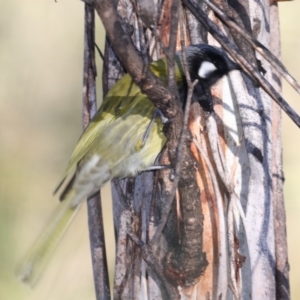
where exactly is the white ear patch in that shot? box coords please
[198,61,217,79]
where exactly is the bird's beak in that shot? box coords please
[227,60,260,86]
[228,60,242,71]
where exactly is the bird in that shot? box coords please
[16,44,240,286]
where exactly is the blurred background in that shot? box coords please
[0,1,299,299]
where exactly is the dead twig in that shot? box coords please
[82,4,110,300]
[202,0,300,95]
[166,0,180,92]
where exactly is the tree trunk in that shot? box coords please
[91,0,290,299]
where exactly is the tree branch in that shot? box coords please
[201,0,300,95]
[92,0,180,119]
[82,4,110,300]
[166,0,180,92]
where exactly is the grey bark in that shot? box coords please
[83,4,111,300]
[88,0,290,299]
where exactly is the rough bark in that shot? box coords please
[85,0,290,299]
[83,4,110,300]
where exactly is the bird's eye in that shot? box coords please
[198,61,217,79]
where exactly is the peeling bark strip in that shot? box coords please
[269,4,290,299]
[83,0,291,299]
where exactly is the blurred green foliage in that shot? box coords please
[0,1,299,299]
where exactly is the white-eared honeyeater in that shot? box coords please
[17,44,240,285]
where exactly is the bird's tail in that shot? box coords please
[16,194,80,287]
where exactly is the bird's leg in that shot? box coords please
[155,108,169,124]
[141,164,171,172]
[141,108,169,147]
[169,168,175,181]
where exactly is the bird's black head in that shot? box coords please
[185,44,240,89]
[178,44,241,112]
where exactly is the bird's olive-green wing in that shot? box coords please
[55,55,184,192]
[150,55,185,84]
[55,74,141,190]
